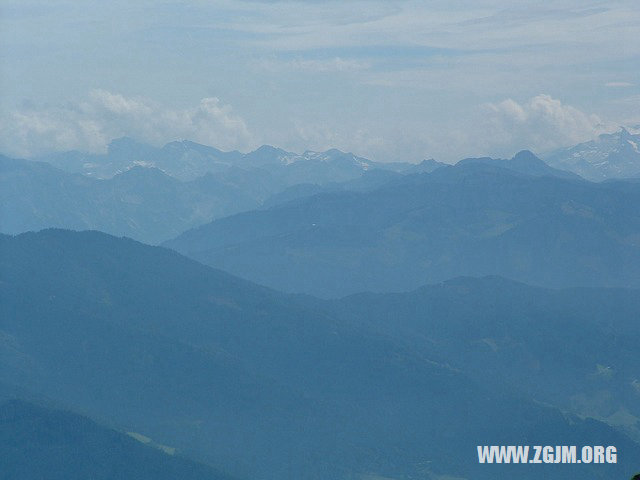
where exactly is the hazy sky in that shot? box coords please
[1,0,639,162]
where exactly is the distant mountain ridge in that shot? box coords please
[544,128,640,181]
[3,145,585,244]
[0,155,264,243]
[458,149,581,179]
[165,159,640,297]
[33,136,592,183]
[1,139,426,243]
[28,132,640,187]
[0,153,418,244]
[34,137,412,181]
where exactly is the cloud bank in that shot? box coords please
[0,90,253,157]
[0,90,625,163]
[2,2,638,163]
[479,94,617,155]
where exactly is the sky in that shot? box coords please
[1,0,639,162]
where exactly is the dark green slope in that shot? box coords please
[2,230,640,479]
[330,276,640,435]
[0,399,234,480]
[165,162,640,297]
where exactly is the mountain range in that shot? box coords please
[3,138,617,247]
[7,138,640,298]
[2,229,640,479]
[2,140,417,243]
[4,132,640,479]
[32,127,640,185]
[458,149,581,180]
[165,158,640,297]
[544,128,640,181]
[0,154,276,244]
[35,137,412,181]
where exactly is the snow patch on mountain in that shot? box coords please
[543,128,640,181]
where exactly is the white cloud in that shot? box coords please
[213,1,640,65]
[605,82,635,88]
[2,1,638,164]
[0,90,253,157]
[0,90,628,164]
[481,94,617,154]
[256,57,371,73]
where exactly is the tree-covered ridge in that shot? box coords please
[0,399,235,480]
[166,161,640,297]
[2,229,639,479]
